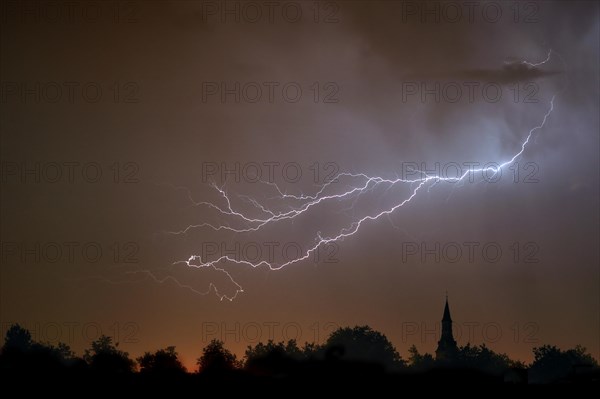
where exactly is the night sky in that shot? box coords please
[1,1,598,370]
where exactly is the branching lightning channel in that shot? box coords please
[165,94,555,301]
[141,51,557,301]
[522,49,552,67]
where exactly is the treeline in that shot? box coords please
[0,324,597,385]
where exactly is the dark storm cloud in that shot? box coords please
[339,1,592,81]
[455,63,560,84]
[407,63,562,84]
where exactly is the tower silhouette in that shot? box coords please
[435,293,458,361]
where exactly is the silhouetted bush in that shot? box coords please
[529,345,598,383]
[197,339,240,373]
[83,335,136,373]
[137,346,186,374]
[323,325,406,371]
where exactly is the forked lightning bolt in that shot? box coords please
[164,94,555,301]
[522,49,552,67]
[140,52,558,301]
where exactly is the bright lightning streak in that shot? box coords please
[127,51,558,301]
[165,95,555,301]
[170,95,555,236]
[166,173,420,235]
[522,49,552,67]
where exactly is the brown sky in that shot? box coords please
[1,1,598,370]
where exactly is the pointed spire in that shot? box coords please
[442,294,452,322]
[437,292,458,361]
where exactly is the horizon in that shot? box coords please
[1,295,589,371]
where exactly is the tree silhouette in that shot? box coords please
[53,342,76,361]
[84,335,135,373]
[324,325,405,370]
[455,343,515,375]
[301,341,322,359]
[3,324,32,352]
[408,344,435,371]
[1,324,77,373]
[137,346,186,374]
[197,339,239,373]
[1,322,599,385]
[529,345,599,383]
[245,339,304,362]
[244,339,305,375]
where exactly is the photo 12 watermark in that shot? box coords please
[0,0,140,24]
[201,81,340,104]
[1,241,140,264]
[0,321,140,345]
[401,321,539,344]
[399,161,540,184]
[201,161,341,185]
[198,1,341,24]
[199,240,339,265]
[401,81,540,104]
[397,1,540,24]
[0,81,140,104]
[399,241,540,264]
[201,321,342,343]
[1,161,140,184]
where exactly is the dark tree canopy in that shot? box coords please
[3,324,33,352]
[529,344,598,383]
[1,322,599,386]
[84,335,136,373]
[245,339,303,362]
[324,325,405,370]
[197,339,239,373]
[1,324,77,372]
[455,343,516,375]
[137,346,186,374]
[244,339,308,375]
[408,344,435,371]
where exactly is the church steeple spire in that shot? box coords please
[442,294,452,322]
[436,293,458,362]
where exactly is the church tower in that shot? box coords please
[435,294,458,361]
